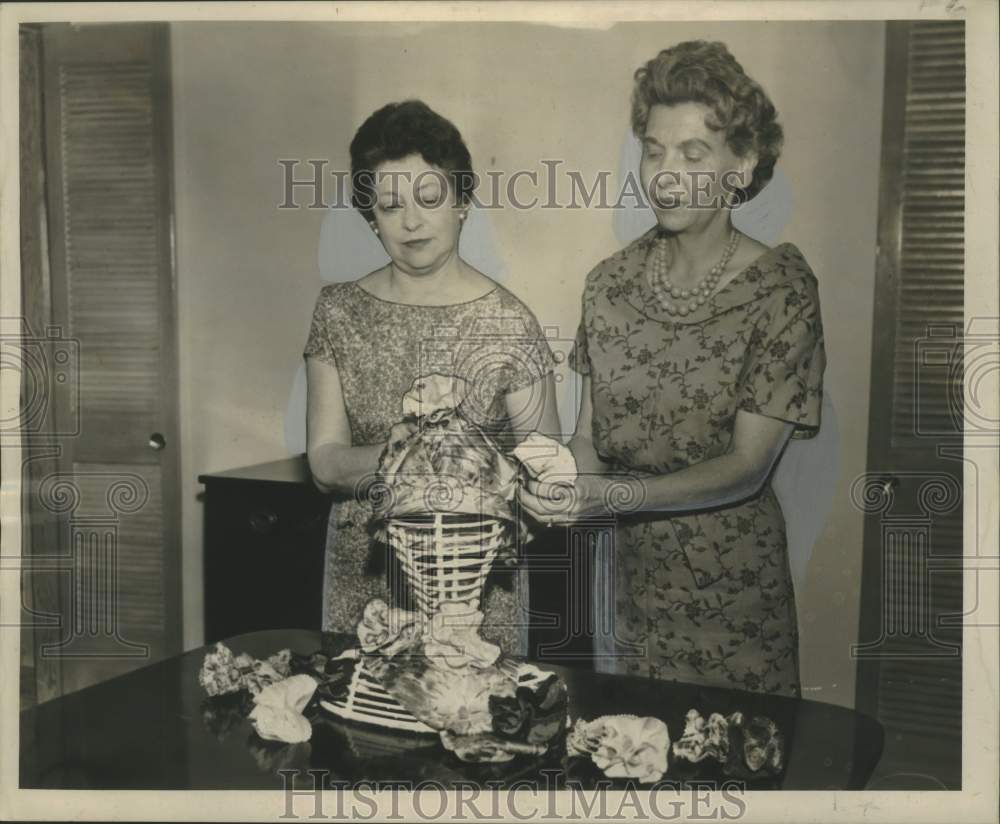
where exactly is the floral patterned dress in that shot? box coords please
[570,228,826,697]
[303,280,555,656]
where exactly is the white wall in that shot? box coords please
[172,20,884,708]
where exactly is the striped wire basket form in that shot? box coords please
[322,513,536,733]
[385,513,507,615]
[320,648,437,733]
[319,649,551,734]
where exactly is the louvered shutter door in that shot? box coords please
[41,24,180,694]
[891,22,966,444]
[858,21,965,790]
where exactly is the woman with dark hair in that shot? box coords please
[521,42,826,696]
[304,100,559,654]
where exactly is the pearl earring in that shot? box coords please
[369,222,379,236]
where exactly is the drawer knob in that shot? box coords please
[249,510,279,533]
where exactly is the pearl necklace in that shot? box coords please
[648,230,741,316]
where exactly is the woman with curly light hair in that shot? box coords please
[521,41,826,696]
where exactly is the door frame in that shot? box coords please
[855,20,912,720]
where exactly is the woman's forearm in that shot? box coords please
[626,419,793,514]
[626,452,767,514]
[307,441,386,497]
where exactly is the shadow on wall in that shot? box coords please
[284,130,840,591]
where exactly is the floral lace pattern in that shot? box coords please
[304,281,557,655]
[571,230,826,697]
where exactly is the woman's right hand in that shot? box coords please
[518,472,646,527]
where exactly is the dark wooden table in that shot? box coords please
[20,630,883,790]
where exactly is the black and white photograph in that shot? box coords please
[2,1,997,821]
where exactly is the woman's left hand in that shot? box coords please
[518,473,645,526]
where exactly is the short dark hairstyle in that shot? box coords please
[349,100,475,222]
[631,41,783,202]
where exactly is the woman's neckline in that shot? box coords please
[626,233,795,324]
[350,281,500,308]
[643,226,790,295]
[642,230,791,294]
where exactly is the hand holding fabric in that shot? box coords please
[512,432,578,484]
[518,472,645,526]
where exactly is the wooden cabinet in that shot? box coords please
[199,457,331,643]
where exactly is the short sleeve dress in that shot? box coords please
[303,280,556,656]
[570,228,826,697]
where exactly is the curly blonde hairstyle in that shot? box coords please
[631,41,783,202]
